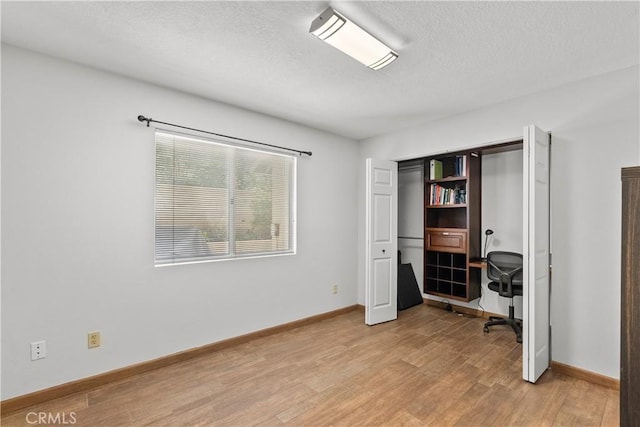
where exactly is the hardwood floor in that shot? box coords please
[2,305,619,426]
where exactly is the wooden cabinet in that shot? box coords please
[621,166,640,427]
[424,152,481,302]
[426,228,467,253]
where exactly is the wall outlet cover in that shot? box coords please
[88,331,101,349]
[31,341,46,361]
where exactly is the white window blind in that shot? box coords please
[155,130,296,265]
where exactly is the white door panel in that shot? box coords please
[365,158,398,325]
[523,125,551,383]
[374,194,392,242]
[373,258,392,306]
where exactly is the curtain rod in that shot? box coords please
[137,115,312,157]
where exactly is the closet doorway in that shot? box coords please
[392,126,551,382]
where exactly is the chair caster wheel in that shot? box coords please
[483,326,489,333]
[517,336,522,343]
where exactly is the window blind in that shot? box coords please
[155,130,296,265]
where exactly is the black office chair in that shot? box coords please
[483,251,523,343]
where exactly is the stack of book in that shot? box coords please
[429,184,466,205]
[428,155,467,179]
[454,155,466,177]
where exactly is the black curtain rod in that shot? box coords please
[137,115,312,157]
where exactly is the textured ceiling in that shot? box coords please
[2,1,638,140]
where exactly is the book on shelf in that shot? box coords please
[429,159,443,180]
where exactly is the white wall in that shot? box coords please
[1,45,360,399]
[480,150,524,318]
[398,166,424,290]
[358,65,640,379]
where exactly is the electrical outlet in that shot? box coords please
[88,331,101,349]
[332,284,338,295]
[31,341,46,361]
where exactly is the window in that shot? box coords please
[155,130,296,265]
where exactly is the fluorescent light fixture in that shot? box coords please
[309,7,398,70]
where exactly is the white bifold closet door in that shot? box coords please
[365,158,398,326]
[522,124,551,383]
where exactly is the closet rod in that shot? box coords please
[137,115,312,157]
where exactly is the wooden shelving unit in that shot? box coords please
[424,152,481,302]
[621,166,640,427]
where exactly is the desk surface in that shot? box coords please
[469,259,486,269]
